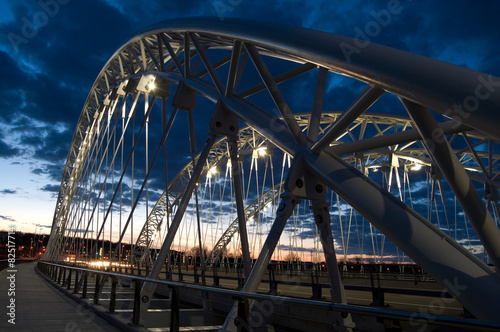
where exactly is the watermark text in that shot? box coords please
[6,226,16,325]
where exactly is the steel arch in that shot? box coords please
[45,17,500,324]
[137,112,500,267]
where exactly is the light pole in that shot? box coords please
[31,224,40,259]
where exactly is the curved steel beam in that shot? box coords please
[206,183,282,267]
[161,71,500,322]
[131,17,500,141]
[46,18,500,323]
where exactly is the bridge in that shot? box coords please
[30,17,500,331]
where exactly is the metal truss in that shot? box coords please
[45,17,500,324]
[133,121,270,264]
[138,112,500,266]
[206,182,282,267]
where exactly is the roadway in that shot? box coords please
[0,262,122,331]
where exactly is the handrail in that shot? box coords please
[37,261,500,331]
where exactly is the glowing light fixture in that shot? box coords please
[411,163,422,171]
[146,81,156,91]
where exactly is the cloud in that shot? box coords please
[0,0,133,173]
[0,141,21,158]
[0,189,17,194]
[0,215,15,222]
[297,229,317,240]
[32,223,52,229]
[0,129,21,158]
[277,244,316,253]
[67,229,94,233]
[40,184,60,193]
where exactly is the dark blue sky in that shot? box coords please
[0,0,498,254]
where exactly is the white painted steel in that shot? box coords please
[45,18,500,324]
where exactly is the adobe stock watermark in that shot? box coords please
[420,73,500,154]
[212,0,243,21]
[7,0,71,53]
[444,74,500,127]
[6,226,16,325]
[340,0,406,64]
[409,277,467,332]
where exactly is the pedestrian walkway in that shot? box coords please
[0,262,122,331]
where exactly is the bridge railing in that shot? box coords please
[36,261,500,331]
[62,259,436,304]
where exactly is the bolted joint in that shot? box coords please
[209,100,239,135]
[285,154,328,200]
[172,81,197,110]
